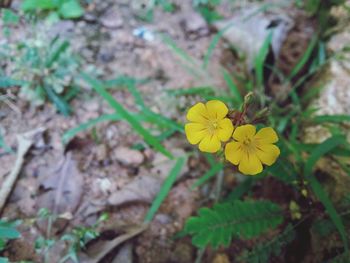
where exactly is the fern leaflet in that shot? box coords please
[238,224,295,263]
[185,200,284,248]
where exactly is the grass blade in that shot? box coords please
[62,114,121,144]
[81,74,172,158]
[144,157,186,223]
[191,163,223,189]
[222,68,243,105]
[304,135,349,252]
[312,115,350,124]
[0,77,24,88]
[166,86,215,97]
[44,85,71,116]
[254,31,273,89]
[288,35,318,81]
[226,177,255,201]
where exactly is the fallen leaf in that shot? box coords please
[36,152,84,233]
[214,4,293,70]
[84,223,147,263]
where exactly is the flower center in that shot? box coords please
[242,137,252,146]
[206,120,219,135]
[241,137,257,153]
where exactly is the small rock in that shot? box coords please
[180,11,208,36]
[155,214,172,224]
[113,147,144,166]
[95,144,108,162]
[112,243,133,263]
[101,9,123,29]
[212,254,230,263]
[84,13,97,22]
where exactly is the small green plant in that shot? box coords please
[59,213,109,263]
[35,208,108,263]
[0,219,21,263]
[193,0,222,23]
[21,0,84,20]
[1,23,81,115]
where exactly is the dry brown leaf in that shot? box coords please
[83,223,147,263]
[36,152,84,234]
[37,152,83,215]
[214,4,293,70]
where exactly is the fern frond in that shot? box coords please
[238,224,295,263]
[185,200,284,248]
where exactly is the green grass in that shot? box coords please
[81,74,173,158]
[144,157,186,223]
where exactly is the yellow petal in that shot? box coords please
[256,144,280,166]
[185,123,207,145]
[217,118,234,141]
[232,124,256,142]
[198,135,221,153]
[238,153,263,175]
[187,102,208,123]
[205,100,228,119]
[225,141,242,165]
[255,127,278,144]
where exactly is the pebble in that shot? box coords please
[101,9,124,29]
[113,147,144,166]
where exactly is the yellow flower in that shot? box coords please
[225,124,280,175]
[185,100,234,153]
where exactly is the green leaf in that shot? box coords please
[226,177,255,201]
[203,21,233,69]
[191,163,223,189]
[304,135,349,252]
[21,0,57,11]
[0,77,24,88]
[81,74,172,158]
[255,31,273,88]
[144,157,186,223]
[44,85,71,116]
[288,35,317,81]
[0,221,20,239]
[222,68,243,105]
[46,39,70,68]
[62,114,122,144]
[238,224,295,263]
[185,200,283,248]
[105,76,183,133]
[312,115,350,124]
[166,86,215,97]
[2,9,19,25]
[58,0,84,18]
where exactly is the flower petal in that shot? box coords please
[238,152,263,175]
[198,135,221,153]
[255,127,278,144]
[232,124,256,142]
[185,123,207,145]
[225,141,242,165]
[217,118,234,142]
[186,102,208,123]
[205,100,228,119]
[256,144,280,166]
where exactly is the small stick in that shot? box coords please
[0,127,46,213]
